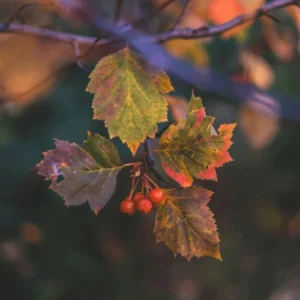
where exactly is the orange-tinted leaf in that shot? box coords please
[165,39,210,66]
[167,93,205,122]
[208,0,247,38]
[158,95,236,186]
[239,104,279,150]
[167,95,189,121]
[240,51,274,90]
[262,18,295,62]
[154,187,221,261]
[36,133,124,214]
[197,166,217,181]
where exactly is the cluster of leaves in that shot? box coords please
[36,46,235,261]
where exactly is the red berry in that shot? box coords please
[120,198,136,215]
[148,188,165,204]
[133,192,145,204]
[137,198,153,214]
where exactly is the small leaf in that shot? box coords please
[152,69,174,94]
[240,51,274,90]
[167,95,189,121]
[239,103,279,150]
[187,92,204,113]
[158,98,236,187]
[208,0,247,38]
[86,46,173,155]
[167,93,205,123]
[154,187,221,261]
[165,39,210,67]
[262,18,294,62]
[36,133,124,214]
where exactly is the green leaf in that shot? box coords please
[36,133,124,214]
[86,46,173,155]
[154,187,221,261]
[188,93,217,135]
[158,100,236,187]
[187,92,204,113]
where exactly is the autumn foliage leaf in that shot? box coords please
[208,0,246,38]
[86,46,173,155]
[158,94,236,187]
[36,133,124,214]
[154,187,221,261]
[30,0,241,263]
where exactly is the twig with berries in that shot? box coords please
[120,162,166,216]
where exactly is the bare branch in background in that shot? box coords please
[0,0,300,119]
[259,11,282,23]
[3,2,53,27]
[0,22,96,45]
[115,0,125,21]
[148,0,299,42]
[134,0,177,26]
[74,40,89,71]
[77,37,103,59]
[170,0,192,30]
[1,0,297,45]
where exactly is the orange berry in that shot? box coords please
[120,198,136,215]
[148,188,165,204]
[133,192,145,204]
[137,198,152,214]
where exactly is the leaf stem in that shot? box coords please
[123,162,142,168]
[143,173,158,188]
[129,177,141,199]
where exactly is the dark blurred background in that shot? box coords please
[0,0,300,299]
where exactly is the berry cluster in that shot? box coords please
[120,187,165,216]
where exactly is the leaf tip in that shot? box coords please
[214,250,223,261]
[198,167,217,181]
[93,208,100,216]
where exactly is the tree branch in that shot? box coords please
[139,0,177,25]
[148,0,299,43]
[1,0,297,46]
[114,0,125,21]
[0,22,97,45]
[170,0,192,30]
[1,0,300,120]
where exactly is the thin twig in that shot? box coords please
[134,0,177,26]
[170,0,192,30]
[1,0,300,120]
[259,11,282,23]
[74,40,89,71]
[3,2,53,28]
[1,0,297,45]
[114,0,125,21]
[76,36,102,58]
[147,0,299,42]
[0,22,96,44]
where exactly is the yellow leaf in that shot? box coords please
[240,50,274,90]
[239,104,279,151]
[262,18,295,62]
[154,187,221,261]
[86,46,173,155]
[165,39,209,66]
[166,95,189,121]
